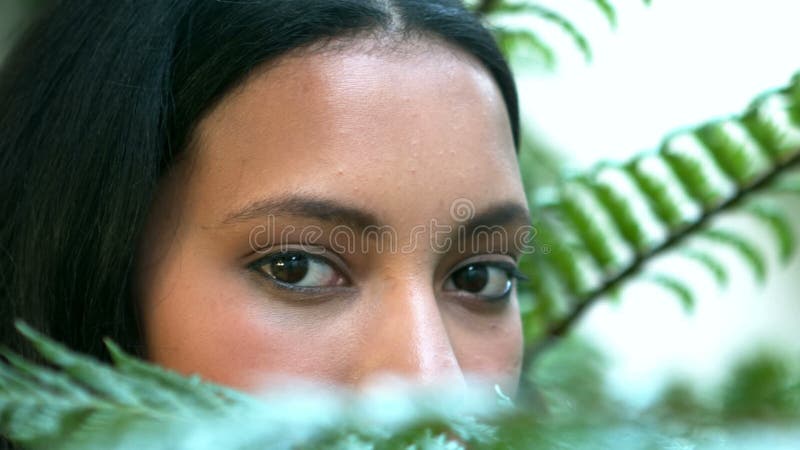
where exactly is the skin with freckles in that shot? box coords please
[136,38,530,395]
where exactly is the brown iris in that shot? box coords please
[269,253,309,284]
[451,264,489,293]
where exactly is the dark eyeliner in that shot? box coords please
[247,250,350,294]
[487,261,529,283]
[445,260,526,304]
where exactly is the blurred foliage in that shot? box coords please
[522,337,621,420]
[646,349,800,442]
[518,71,800,366]
[4,324,800,449]
[479,1,800,445]
[470,2,800,361]
[3,323,800,449]
[471,0,651,68]
[721,351,800,421]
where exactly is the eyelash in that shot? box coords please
[248,249,350,294]
[248,250,527,302]
[443,260,527,303]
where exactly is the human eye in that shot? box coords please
[443,260,528,302]
[249,250,348,290]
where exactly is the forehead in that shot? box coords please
[186,39,523,226]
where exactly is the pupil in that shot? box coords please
[452,264,488,293]
[270,253,309,284]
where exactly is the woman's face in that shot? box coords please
[137,39,530,395]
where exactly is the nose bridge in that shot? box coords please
[358,274,464,386]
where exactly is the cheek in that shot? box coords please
[444,301,524,392]
[141,255,360,391]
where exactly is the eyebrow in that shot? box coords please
[222,195,382,232]
[460,202,532,237]
[222,195,531,234]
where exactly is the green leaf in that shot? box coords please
[527,5,592,62]
[582,176,650,252]
[0,347,92,403]
[695,122,757,184]
[624,160,686,229]
[661,143,724,208]
[786,72,800,126]
[534,223,590,296]
[495,4,592,62]
[519,292,550,343]
[102,339,247,412]
[740,105,791,162]
[678,248,728,286]
[699,229,768,283]
[14,321,145,407]
[5,323,800,449]
[744,202,796,263]
[642,273,696,311]
[559,186,619,272]
[519,259,559,319]
[495,27,556,67]
[2,323,507,450]
[588,0,617,27]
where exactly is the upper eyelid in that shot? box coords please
[249,247,353,283]
[248,250,521,286]
[443,255,519,279]
[247,242,327,259]
[250,246,337,266]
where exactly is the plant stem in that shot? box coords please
[524,148,800,365]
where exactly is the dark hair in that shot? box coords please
[0,0,519,364]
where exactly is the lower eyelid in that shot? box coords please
[447,290,513,310]
[251,272,358,303]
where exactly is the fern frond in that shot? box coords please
[1,322,248,449]
[696,122,760,184]
[740,101,795,162]
[642,273,696,311]
[581,176,650,252]
[787,73,800,125]
[522,71,800,362]
[677,248,728,286]
[587,0,617,27]
[1,323,506,450]
[474,0,654,67]
[494,26,556,67]
[699,229,768,283]
[743,201,796,262]
[662,138,724,208]
[625,158,687,229]
[477,2,591,65]
[4,324,800,448]
[559,183,621,272]
[508,4,592,62]
[535,220,591,296]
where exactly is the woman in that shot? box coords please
[0,0,530,399]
